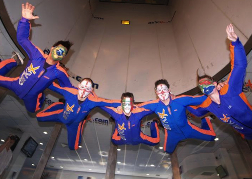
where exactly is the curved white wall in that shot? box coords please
[3,0,252,100]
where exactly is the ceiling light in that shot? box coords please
[79,145,82,148]
[84,159,88,161]
[43,131,48,134]
[117,149,121,151]
[150,164,155,167]
[146,174,150,176]
[159,147,163,149]
[121,20,130,25]
[51,156,54,159]
[117,161,121,164]
[214,138,219,141]
[1,139,5,142]
[60,166,63,168]
[32,164,35,166]
[39,143,43,145]
[89,169,92,170]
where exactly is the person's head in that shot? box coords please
[6,135,16,148]
[50,40,72,61]
[78,78,94,100]
[154,79,170,101]
[121,92,134,115]
[198,75,217,95]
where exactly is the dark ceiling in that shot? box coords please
[99,0,169,5]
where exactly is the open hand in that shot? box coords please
[22,2,39,20]
[226,24,237,42]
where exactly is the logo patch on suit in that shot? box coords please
[158,109,171,130]
[118,123,126,140]
[220,114,230,123]
[19,63,40,85]
[158,109,168,119]
[63,103,74,120]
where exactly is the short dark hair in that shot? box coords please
[121,92,134,102]
[155,79,170,89]
[81,78,94,88]
[52,40,73,54]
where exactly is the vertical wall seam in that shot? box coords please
[89,21,106,78]
[182,18,205,73]
[155,23,164,79]
[67,0,94,70]
[125,25,132,92]
[211,0,248,40]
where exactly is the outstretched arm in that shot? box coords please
[100,106,120,120]
[175,95,207,106]
[137,99,159,111]
[89,95,121,108]
[187,106,209,117]
[134,108,154,121]
[17,3,42,60]
[48,82,77,98]
[225,24,247,94]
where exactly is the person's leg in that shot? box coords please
[0,52,23,75]
[23,93,46,113]
[186,117,216,141]
[77,120,87,147]
[36,102,64,122]
[0,75,19,94]
[0,59,17,75]
[67,121,88,150]
[140,121,160,146]
[164,130,184,154]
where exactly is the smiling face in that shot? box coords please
[156,84,170,101]
[78,79,93,100]
[122,97,133,115]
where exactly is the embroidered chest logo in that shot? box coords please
[158,109,168,119]
[63,103,75,120]
[118,123,126,140]
[66,104,75,112]
[19,63,40,85]
[158,109,171,130]
[118,123,126,130]
[220,114,230,123]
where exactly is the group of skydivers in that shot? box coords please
[0,3,251,154]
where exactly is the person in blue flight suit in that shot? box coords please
[101,92,160,146]
[0,2,72,112]
[187,24,252,140]
[138,79,216,153]
[36,78,121,150]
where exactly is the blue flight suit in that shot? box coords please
[0,17,72,112]
[101,107,160,146]
[138,95,216,153]
[37,82,121,150]
[188,38,252,139]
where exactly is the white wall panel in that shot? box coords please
[91,23,130,99]
[156,23,183,94]
[170,0,251,93]
[127,24,163,101]
[213,0,252,39]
